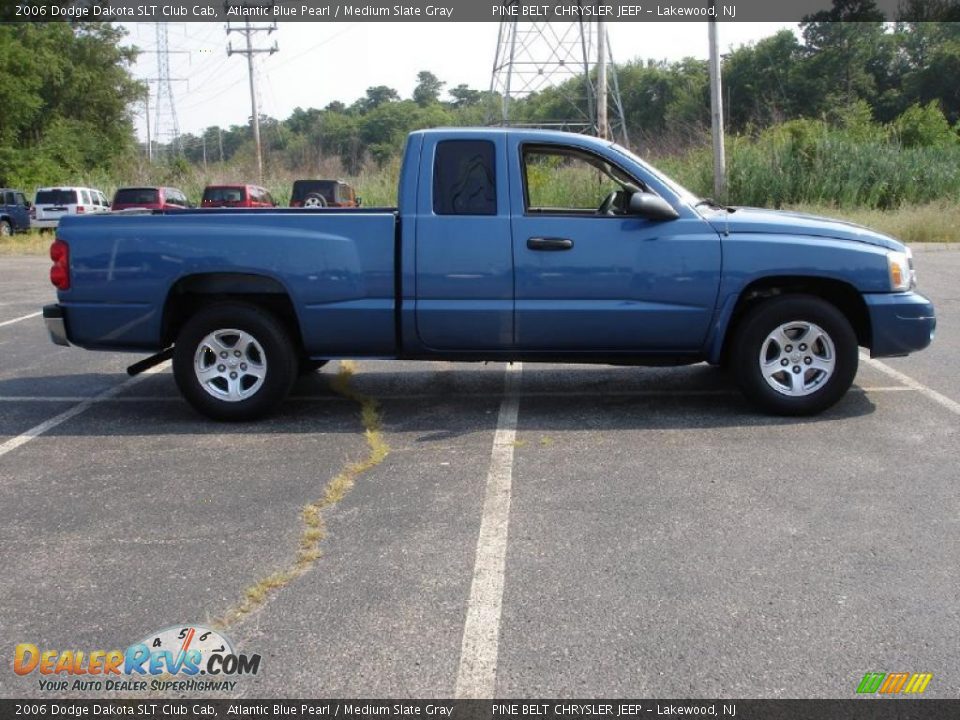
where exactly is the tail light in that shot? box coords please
[30,206,36,219]
[76,206,85,214]
[50,239,70,290]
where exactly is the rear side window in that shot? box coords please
[433,140,496,216]
[81,190,91,205]
[114,188,159,205]
[36,190,77,205]
[3,191,14,204]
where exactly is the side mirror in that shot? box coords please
[628,192,679,221]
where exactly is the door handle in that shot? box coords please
[527,237,574,251]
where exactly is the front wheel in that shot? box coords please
[0,220,11,237]
[173,302,298,421]
[730,295,859,416]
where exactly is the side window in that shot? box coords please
[15,192,27,206]
[4,191,14,205]
[522,145,637,214]
[263,191,275,206]
[433,140,496,216]
[81,189,91,205]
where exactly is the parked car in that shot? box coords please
[44,128,935,421]
[0,188,32,235]
[112,186,190,211]
[32,186,109,230]
[290,179,360,208]
[201,184,276,208]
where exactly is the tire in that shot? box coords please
[299,358,329,375]
[303,193,327,208]
[730,294,858,416]
[173,302,298,421]
[0,220,11,237]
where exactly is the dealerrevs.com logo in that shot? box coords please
[13,625,261,693]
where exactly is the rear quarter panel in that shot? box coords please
[56,210,397,355]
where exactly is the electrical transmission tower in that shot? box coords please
[490,8,629,145]
[146,25,188,160]
[227,21,278,183]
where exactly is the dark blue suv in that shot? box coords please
[0,189,31,236]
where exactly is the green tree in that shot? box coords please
[0,22,143,187]
[413,71,445,107]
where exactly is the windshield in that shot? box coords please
[203,187,245,203]
[608,144,700,206]
[114,188,159,205]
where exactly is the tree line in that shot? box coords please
[2,4,960,190]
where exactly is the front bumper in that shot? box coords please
[43,304,70,346]
[864,291,936,358]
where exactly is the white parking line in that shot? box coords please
[0,363,170,460]
[0,311,41,328]
[455,361,522,699]
[860,353,960,416]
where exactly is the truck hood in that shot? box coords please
[705,207,905,252]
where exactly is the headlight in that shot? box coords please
[887,249,915,291]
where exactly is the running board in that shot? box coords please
[126,347,174,376]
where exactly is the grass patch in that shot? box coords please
[787,202,960,244]
[211,360,389,630]
[0,230,52,256]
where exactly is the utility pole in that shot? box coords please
[144,95,152,162]
[218,128,224,163]
[708,7,727,201]
[227,20,278,184]
[597,19,608,140]
[202,134,208,173]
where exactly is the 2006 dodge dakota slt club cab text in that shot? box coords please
[43,128,936,420]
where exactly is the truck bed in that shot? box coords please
[57,209,400,356]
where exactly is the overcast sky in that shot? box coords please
[124,22,797,139]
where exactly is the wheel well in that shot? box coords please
[162,273,304,352]
[722,276,871,360]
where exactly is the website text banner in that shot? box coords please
[1,700,959,720]
[4,0,960,23]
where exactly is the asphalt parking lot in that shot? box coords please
[0,247,957,699]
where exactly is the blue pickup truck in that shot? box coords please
[44,128,935,420]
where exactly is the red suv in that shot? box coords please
[112,187,190,211]
[201,184,277,208]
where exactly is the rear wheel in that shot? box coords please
[0,220,11,237]
[730,295,858,416]
[303,193,327,208]
[173,302,298,421]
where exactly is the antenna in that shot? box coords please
[490,6,629,145]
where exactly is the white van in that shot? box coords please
[32,186,110,230]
